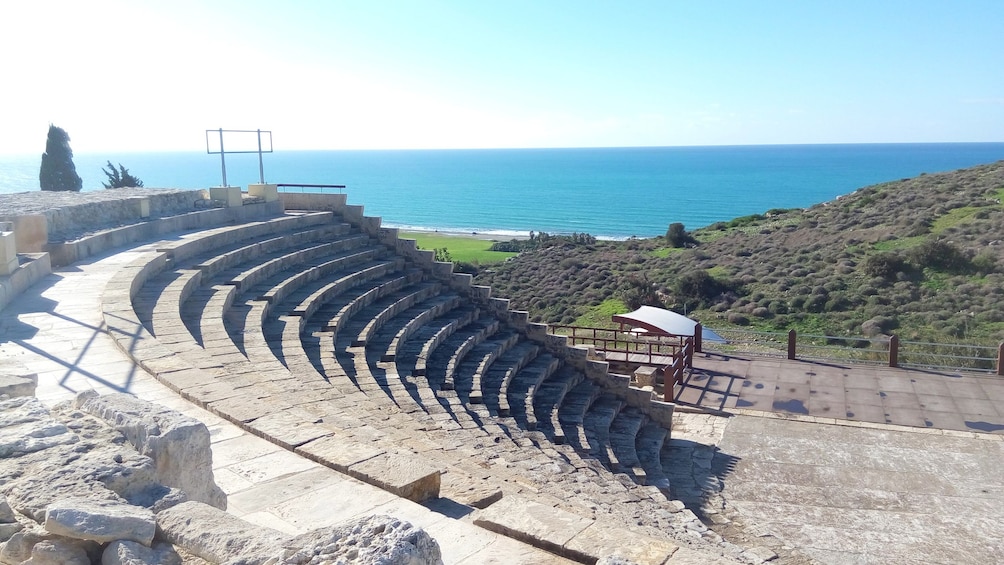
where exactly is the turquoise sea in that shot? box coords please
[2,143,1003,239]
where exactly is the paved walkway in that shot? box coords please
[679,353,1004,434]
[714,414,1004,564]
[0,245,573,564]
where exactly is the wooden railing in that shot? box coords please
[550,325,688,366]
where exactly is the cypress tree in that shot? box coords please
[39,125,83,192]
[102,161,144,188]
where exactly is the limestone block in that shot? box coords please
[129,198,151,219]
[634,366,658,388]
[155,501,289,565]
[0,215,46,253]
[277,515,442,565]
[0,374,37,399]
[347,452,441,503]
[473,495,593,557]
[44,498,156,545]
[247,184,278,202]
[564,521,678,565]
[209,186,242,208]
[295,436,385,471]
[23,539,90,565]
[0,230,16,276]
[72,392,227,509]
[101,540,182,565]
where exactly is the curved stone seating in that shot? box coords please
[382,295,464,363]
[558,379,603,452]
[95,202,700,563]
[480,341,541,417]
[450,330,520,407]
[531,366,583,444]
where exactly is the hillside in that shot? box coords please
[473,161,1004,343]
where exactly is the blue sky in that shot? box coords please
[2,0,1001,153]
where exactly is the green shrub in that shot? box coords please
[863,252,907,279]
[907,239,971,273]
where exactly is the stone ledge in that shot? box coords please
[297,435,441,503]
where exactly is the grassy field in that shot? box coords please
[401,232,517,264]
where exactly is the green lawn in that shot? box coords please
[401,232,517,264]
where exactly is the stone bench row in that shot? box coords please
[102,203,693,561]
[99,213,453,504]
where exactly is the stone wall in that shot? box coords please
[0,189,208,251]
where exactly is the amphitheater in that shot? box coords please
[1,186,1002,564]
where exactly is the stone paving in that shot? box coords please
[714,413,1004,564]
[679,353,1004,434]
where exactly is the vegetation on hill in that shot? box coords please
[39,125,82,192]
[473,161,1004,344]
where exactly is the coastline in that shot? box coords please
[397,227,531,241]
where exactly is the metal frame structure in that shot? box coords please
[205,128,273,186]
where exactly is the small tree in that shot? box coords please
[39,125,83,192]
[665,222,696,248]
[102,161,144,188]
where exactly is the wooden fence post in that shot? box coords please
[997,342,1004,376]
[889,335,899,368]
[694,323,703,353]
[787,329,796,360]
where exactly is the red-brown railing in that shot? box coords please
[550,325,688,366]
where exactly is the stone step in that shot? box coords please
[383,295,464,362]
[194,223,352,279]
[505,354,561,431]
[424,320,498,392]
[608,407,646,475]
[229,233,373,293]
[453,331,518,407]
[481,341,540,417]
[354,282,442,347]
[157,211,337,265]
[636,423,671,490]
[582,396,626,467]
[531,366,583,444]
[394,307,479,377]
[315,273,416,334]
[557,380,602,451]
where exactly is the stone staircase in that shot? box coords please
[95,194,725,564]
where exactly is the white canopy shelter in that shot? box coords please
[612,306,726,344]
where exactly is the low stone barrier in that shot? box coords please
[0,390,442,565]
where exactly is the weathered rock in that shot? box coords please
[72,392,227,509]
[1,524,52,565]
[597,557,640,565]
[0,397,77,458]
[0,522,24,543]
[102,540,182,565]
[0,374,37,399]
[156,501,289,565]
[22,538,89,565]
[0,497,15,523]
[273,514,442,565]
[44,498,156,545]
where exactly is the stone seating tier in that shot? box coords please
[95,206,705,562]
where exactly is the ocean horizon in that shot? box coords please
[2,143,1003,239]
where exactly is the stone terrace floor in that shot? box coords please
[3,245,1004,564]
[680,353,1004,434]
